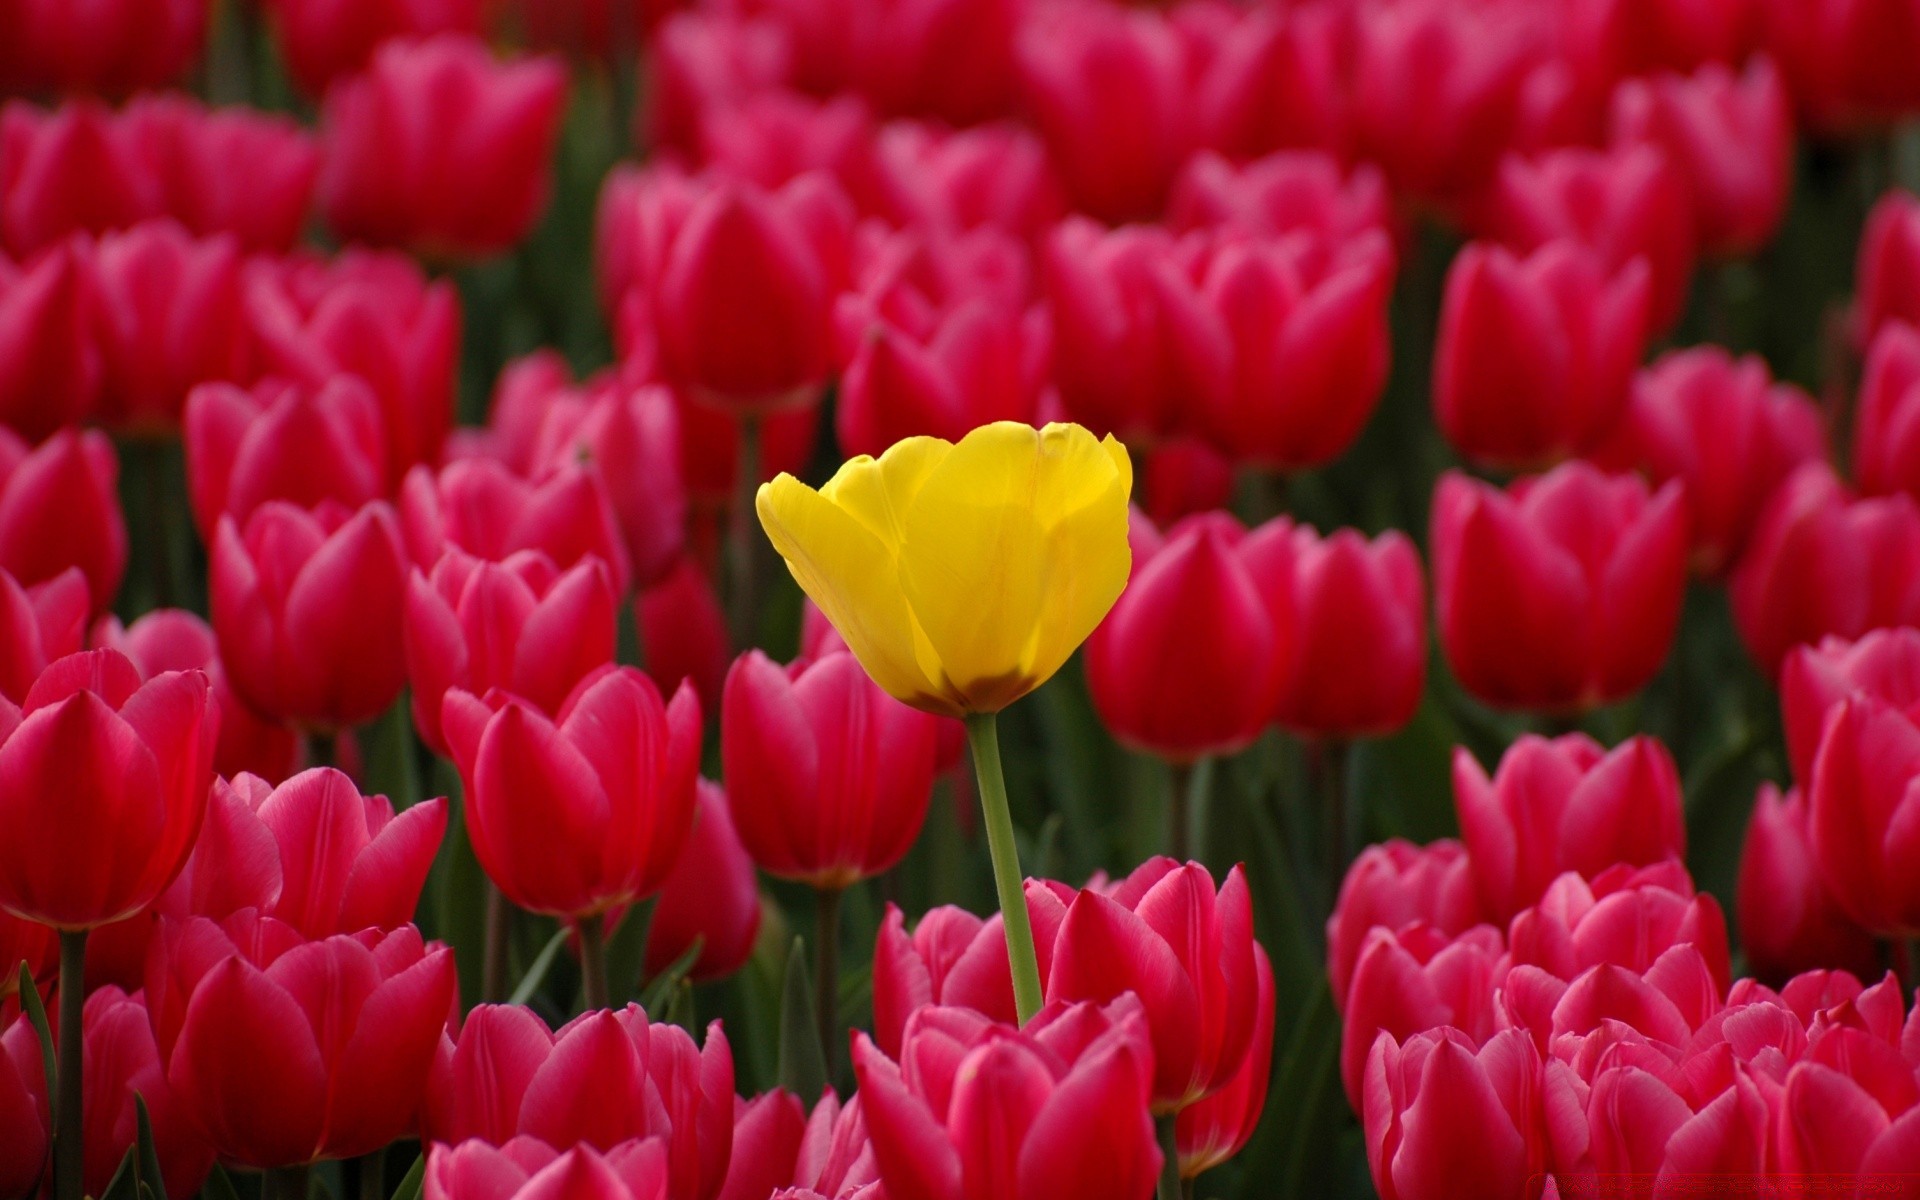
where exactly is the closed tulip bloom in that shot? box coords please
[1176,946,1275,1179]
[1138,438,1235,527]
[1434,241,1652,469]
[1729,463,1920,675]
[724,649,937,887]
[758,421,1132,717]
[871,903,1021,1058]
[0,0,205,94]
[1483,145,1696,334]
[672,390,819,511]
[424,1003,734,1200]
[401,458,634,595]
[210,499,410,730]
[852,998,1162,1200]
[427,1138,671,1200]
[0,566,86,704]
[406,548,617,754]
[0,243,100,441]
[638,558,731,713]
[264,0,485,95]
[1338,924,1506,1110]
[1762,0,1920,130]
[0,99,161,257]
[715,1088,879,1200]
[148,912,455,1168]
[1782,627,1920,784]
[1595,346,1825,574]
[1609,59,1793,259]
[643,12,795,157]
[319,36,567,259]
[0,426,128,612]
[1433,464,1688,710]
[1326,838,1483,1010]
[1569,0,1761,79]
[1454,733,1686,921]
[1856,321,1920,499]
[0,1016,44,1196]
[1362,1028,1548,1200]
[1190,6,1352,164]
[868,121,1065,239]
[1738,783,1881,982]
[643,780,762,984]
[184,377,387,541]
[0,649,215,930]
[1256,521,1427,738]
[1506,864,1732,989]
[1016,2,1196,223]
[244,250,460,484]
[1860,189,1920,342]
[121,95,321,254]
[1170,151,1393,244]
[442,667,701,918]
[1085,511,1289,761]
[690,91,878,203]
[60,986,216,1198]
[1808,695,1920,935]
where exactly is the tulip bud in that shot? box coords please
[1609,59,1793,259]
[121,94,321,253]
[752,0,1019,126]
[1327,839,1483,1011]
[1138,438,1236,527]
[0,0,206,95]
[0,243,100,441]
[643,12,795,156]
[0,426,128,613]
[1433,464,1688,710]
[723,649,938,888]
[644,780,762,984]
[1434,241,1652,469]
[1808,695,1920,936]
[0,565,86,704]
[637,558,730,713]
[714,1087,879,1200]
[871,903,1021,1058]
[1729,463,1920,676]
[426,1137,672,1200]
[1189,7,1352,163]
[0,99,160,257]
[690,91,877,203]
[1781,627,1920,784]
[319,36,568,259]
[405,548,618,754]
[1507,864,1732,993]
[265,0,486,95]
[1856,320,1920,500]
[0,1013,47,1196]
[149,913,455,1168]
[1339,924,1506,1111]
[401,459,634,596]
[1176,946,1275,1178]
[1363,1029,1548,1200]
[1860,189,1920,344]
[184,377,388,540]
[868,120,1065,238]
[1763,0,1920,130]
[442,667,701,918]
[1085,511,1289,761]
[1170,151,1393,244]
[1737,783,1882,983]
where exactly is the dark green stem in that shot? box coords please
[1312,738,1353,903]
[482,882,511,1003]
[267,1164,311,1200]
[815,886,842,1070]
[358,1147,385,1200]
[728,413,764,649]
[965,713,1043,1024]
[307,730,337,772]
[1168,756,1215,863]
[53,930,85,1200]
[579,912,610,1012]
[1157,1113,1182,1200]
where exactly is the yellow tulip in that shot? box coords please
[756,421,1134,717]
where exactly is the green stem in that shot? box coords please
[815,886,842,1071]
[1311,738,1353,905]
[267,1164,311,1200]
[965,712,1043,1025]
[482,882,511,1003]
[53,930,85,1200]
[307,730,337,772]
[728,412,764,649]
[579,912,610,1012]
[1168,757,1215,863]
[358,1147,385,1200]
[1157,1113,1182,1200]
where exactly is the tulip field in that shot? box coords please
[11,0,1920,1198]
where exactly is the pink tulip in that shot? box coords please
[184,377,388,540]
[0,426,127,613]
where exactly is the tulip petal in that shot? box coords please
[170,957,329,1169]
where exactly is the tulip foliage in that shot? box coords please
[7,0,1920,1199]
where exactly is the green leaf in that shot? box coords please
[135,1094,167,1200]
[602,897,656,1008]
[99,1146,138,1200]
[201,1165,243,1200]
[639,936,704,1016]
[508,927,573,1008]
[17,962,54,1119]
[390,1154,426,1200]
[775,937,827,1101]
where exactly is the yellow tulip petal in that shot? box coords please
[1032,424,1135,529]
[1025,464,1133,693]
[818,435,951,555]
[755,474,948,709]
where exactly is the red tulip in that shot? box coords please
[1807,695,1920,936]
[1482,145,1696,335]
[426,1137,671,1200]
[1454,733,1686,922]
[1609,59,1794,259]
[405,548,616,754]
[0,243,99,441]
[424,1003,734,1200]
[1085,511,1289,762]
[401,458,634,595]
[1729,463,1920,676]
[1137,438,1235,527]
[1860,189,1920,342]
[1190,5,1352,163]
[0,1013,47,1196]
[72,987,217,1197]
[1856,320,1920,500]
[643,12,795,159]
[723,649,937,887]
[1593,346,1825,575]
[1327,839,1484,1012]
[264,0,485,95]
[0,426,127,613]
[871,903,1020,1059]
[1506,864,1731,991]
[509,0,691,55]
[1782,627,1920,784]
[319,35,568,259]
[244,249,461,484]
[120,95,321,254]
[210,499,410,730]
[1362,1028,1549,1200]
[1170,151,1391,245]
[1016,2,1197,223]
[1738,783,1882,983]
[1258,521,1427,738]
[92,607,300,789]
[1434,241,1652,470]
[1433,464,1688,710]
[0,566,85,705]
[1762,0,1920,130]
[1339,924,1506,1110]
[1176,946,1274,1179]
[644,780,762,984]
[852,997,1161,1200]
[0,649,214,930]
[689,91,877,203]
[670,389,819,512]
[148,912,455,1168]
[638,558,730,713]
[1568,0,1761,80]
[1046,858,1263,1111]
[0,99,160,258]
[442,667,701,918]
[868,121,1065,238]
[0,0,206,95]
[184,376,387,541]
